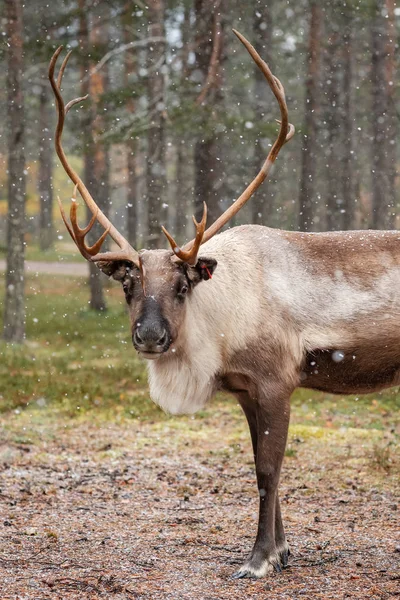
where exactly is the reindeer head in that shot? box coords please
[100,250,217,359]
[48,31,294,360]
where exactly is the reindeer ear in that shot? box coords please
[96,260,133,281]
[187,257,217,285]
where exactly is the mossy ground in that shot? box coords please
[0,273,399,598]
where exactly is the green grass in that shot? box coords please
[290,386,399,431]
[0,272,399,440]
[0,241,82,263]
[0,274,156,420]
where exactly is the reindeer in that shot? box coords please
[49,31,400,579]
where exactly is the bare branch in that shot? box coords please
[86,36,167,80]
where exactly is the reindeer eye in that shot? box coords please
[177,284,189,299]
[122,278,133,295]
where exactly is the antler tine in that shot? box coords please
[51,51,89,117]
[70,200,111,259]
[57,49,72,88]
[162,203,207,267]
[69,185,98,238]
[273,75,284,93]
[57,195,76,243]
[179,30,294,255]
[275,119,295,143]
[49,45,64,85]
[65,95,89,114]
[59,185,137,263]
[49,46,140,267]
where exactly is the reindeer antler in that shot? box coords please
[49,46,140,267]
[161,203,207,267]
[162,30,295,265]
[50,34,293,270]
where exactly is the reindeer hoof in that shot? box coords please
[277,541,291,568]
[280,549,289,568]
[232,556,278,579]
[232,569,254,580]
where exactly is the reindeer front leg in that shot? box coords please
[234,386,291,578]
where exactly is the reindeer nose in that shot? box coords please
[133,324,169,353]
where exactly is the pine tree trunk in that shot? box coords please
[126,144,138,247]
[38,85,54,250]
[194,0,224,224]
[194,137,219,222]
[298,1,322,232]
[252,2,275,225]
[123,2,138,247]
[146,0,167,248]
[3,0,26,343]
[341,16,355,231]
[325,27,341,231]
[78,0,107,312]
[175,2,191,240]
[90,10,111,250]
[371,0,389,229]
[175,142,191,239]
[385,0,397,228]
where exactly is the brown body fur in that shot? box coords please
[107,224,400,578]
[50,37,397,579]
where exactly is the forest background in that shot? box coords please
[0,3,399,597]
[1,0,399,336]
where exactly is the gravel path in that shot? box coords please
[0,259,87,276]
[0,410,399,599]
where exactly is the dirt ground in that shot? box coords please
[0,260,87,277]
[0,405,399,600]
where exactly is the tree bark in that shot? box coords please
[175,2,191,240]
[123,2,138,247]
[146,0,167,248]
[370,0,389,229]
[193,0,224,224]
[252,2,275,225]
[385,0,397,228]
[90,7,111,250]
[298,1,322,232]
[38,85,54,250]
[341,15,355,231]
[325,27,341,231]
[3,0,26,343]
[78,0,107,311]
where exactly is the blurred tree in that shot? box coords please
[252,1,274,225]
[321,1,358,231]
[38,84,54,250]
[193,0,224,223]
[324,5,341,231]
[78,0,107,311]
[298,0,322,232]
[175,1,192,240]
[90,4,111,250]
[341,8,355,231]
[3,0,26,343]
[123,2,139,248]
[370,0,394,229]
[385,0,397,227]
[146,0,167,248]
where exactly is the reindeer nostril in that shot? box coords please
[133,329,143,345]
[158,330,167,346]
